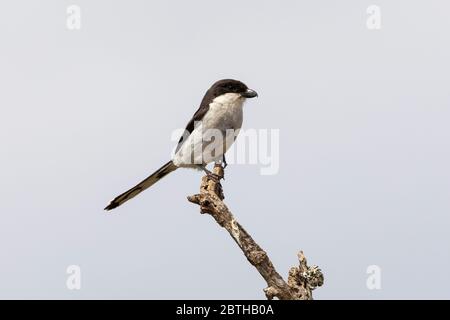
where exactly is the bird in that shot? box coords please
[104,79,258,211]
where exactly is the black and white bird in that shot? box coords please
[104,79,258,210]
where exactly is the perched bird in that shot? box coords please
[104,79,258,210]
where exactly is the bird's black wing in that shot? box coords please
[175,89,215,153]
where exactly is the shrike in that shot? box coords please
[104,79,258,210]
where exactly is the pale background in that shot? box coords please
[0,0,449,299]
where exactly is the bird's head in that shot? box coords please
[208,79,258,99]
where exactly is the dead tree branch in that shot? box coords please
[187,164,324,300]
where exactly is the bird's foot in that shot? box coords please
[213,162,226,180]
[201,164,225,181]
[207,172,222,183]
[222,155,228,169]
[198,164,225,199]
[208,164,225,199]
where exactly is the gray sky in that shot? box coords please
[0,0,449,299]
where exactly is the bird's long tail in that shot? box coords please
[104,161,178,211]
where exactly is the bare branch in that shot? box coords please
[188,164,323,300]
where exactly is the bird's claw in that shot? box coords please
[207,173,224,199]
[207,172,223,182]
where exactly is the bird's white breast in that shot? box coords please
[173,93,245,167]
[202,93,244,131]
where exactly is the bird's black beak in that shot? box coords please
[241,88,258,98]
